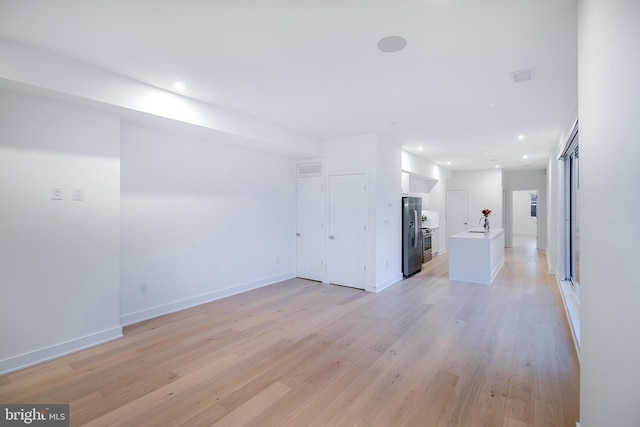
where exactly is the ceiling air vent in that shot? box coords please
[511,68,535,83]
[297,162,322,177]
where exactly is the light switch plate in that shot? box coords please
[72,187,85,201]
[51,188,63,200]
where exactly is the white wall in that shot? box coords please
[322,134,378,174]
[0,90,122,374]
[578,1,640,425]
[120,123,296,324]
[447,169,503,230]
[374,136,402,291]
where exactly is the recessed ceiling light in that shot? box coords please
[496,165,500,168]
[447,161,451,165]
[484,103,496,108]
[377,36,407,53]
[518,135,524,140]
[523,154,528,159]
[174,81,186,91]
[418,146,423,151]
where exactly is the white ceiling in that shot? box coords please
[0,0,577,170]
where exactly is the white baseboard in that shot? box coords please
[372,273,403,293]
[546,251,557,275]
[0,326,123,376]
[120,272,296,326]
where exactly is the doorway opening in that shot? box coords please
[511,190,538,249]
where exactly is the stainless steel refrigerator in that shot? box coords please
[402,196,423,277]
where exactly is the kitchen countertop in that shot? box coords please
[450,228,504,239]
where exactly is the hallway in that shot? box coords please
[512,234,537,249]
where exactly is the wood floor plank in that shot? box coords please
[401,369,459,426]
[503,416,532,427]
[212,381,292,427]
[505,333,536,424]
[0,249,579,427]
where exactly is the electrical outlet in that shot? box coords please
[51,188,63,200]
[139,283,149,294]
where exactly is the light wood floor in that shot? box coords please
[0,248,579,426]
[512,234,537,249]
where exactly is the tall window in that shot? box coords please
[561,124,580,293]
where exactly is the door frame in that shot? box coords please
[504,186,544,249]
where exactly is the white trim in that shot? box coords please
[556,277,581,361]
[120,272,295,326]
[372,273,403,293]
[558,119,579,159]
[546,251,556,275]
[505,186,545,250]
[0,326,123,376]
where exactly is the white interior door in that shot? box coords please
[447,190,468,236]
[327,173,366,289]
[296,176,323,281]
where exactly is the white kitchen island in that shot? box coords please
[448,228,505,284]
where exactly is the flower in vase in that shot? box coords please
[482,209,492,217]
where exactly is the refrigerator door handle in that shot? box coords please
[413,209,419,248]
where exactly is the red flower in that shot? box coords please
[482,209,492,217]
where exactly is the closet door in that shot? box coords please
[296,175,323,281]
[326,173,366,289]
[447,190,468,236]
